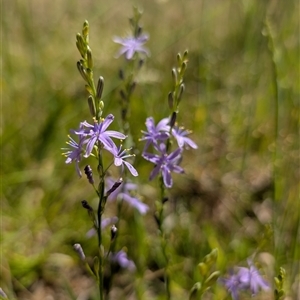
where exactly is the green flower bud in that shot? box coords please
[96,76,104,99]
[88,95,96,117]
[93,256,99,277]
[198,262,208,277]
[82,20,89,42]
[189,282,201,300]
[87,46,93,69]
[204,271,220,286]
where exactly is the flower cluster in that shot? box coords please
[62,114,138,177]
[140,117,197,188]
[220,260,270,300]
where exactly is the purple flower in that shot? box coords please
[219,273,243,300]
[140,117,170,151]
[110,145,138,177]
[142,143,184,188]
[172,126,198,149]
[62,134,85,177]
[113,34,150,60]
[110,250,136,271]
[106,178,149,215]
[74,114,126,157]
[220,261,270,299]
[238,260,270,295]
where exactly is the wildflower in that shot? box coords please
[219,273,243,300]
[62,134,85,177]
[172,126,198,149]
[113,34,150,59]
[238,260,270,295]
[220,261,270,299]
[74,114,126,157]
[110,145,138,177]
[110,250,136,271]
[140,117,170,151]
[106,177,149,215]
[142,143,184,188]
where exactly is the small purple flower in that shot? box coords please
[110,145,138,177]
[238,260,270,295]
[106,178,149,215]
[220,261,270,299]
[113,34,150,60]
[142,143,184,188]
[140,117,170,151]
[172,126,198,149]
[74,114,126,157]
[62,134,85,177]
[219,273,243,300]
[110,250,136,271]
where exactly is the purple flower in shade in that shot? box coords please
[238,260,270,296]
[113,34,150,60]
[220,261,270,299]
[142,143,184,188]
[106,177,149,215]
[110,145,138,177]
[74,114,126,157]
[171,126,198,149]
[140,117,170,151]
[62,134,85,177]
[219,272,243,300]
[110,250,136,271]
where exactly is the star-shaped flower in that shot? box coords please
[113,34,150,60]
[62,133,85,177]
[110,145,138,177]
[172,126,198,149]
[238,260,270,295]
[74,114,126,157]
[142,143,184,188]
[140,117,170,152]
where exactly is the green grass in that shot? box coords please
[2,0,299,299]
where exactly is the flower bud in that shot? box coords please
[87,46,93,69]
[168,92,174,109]
[73,243,86,261]
[88,95,96,117]
[106,178,123,197]
[84,165,94,184]
[96,76,104,99]
[111,224,118,241]
[172,68,178,85]
[82,20,89,41]
[204,271,220,286]
[170,112,177,127]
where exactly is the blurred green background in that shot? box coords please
[2,0,299,299]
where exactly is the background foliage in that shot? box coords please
[2,0,299,299]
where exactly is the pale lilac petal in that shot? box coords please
[123,161,138,177]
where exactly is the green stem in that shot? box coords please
[97,147,105,300]
[158,176,171,300]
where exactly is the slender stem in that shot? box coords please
[97,146,105,300]
[158,176,171,300]
[265,16,280,262]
